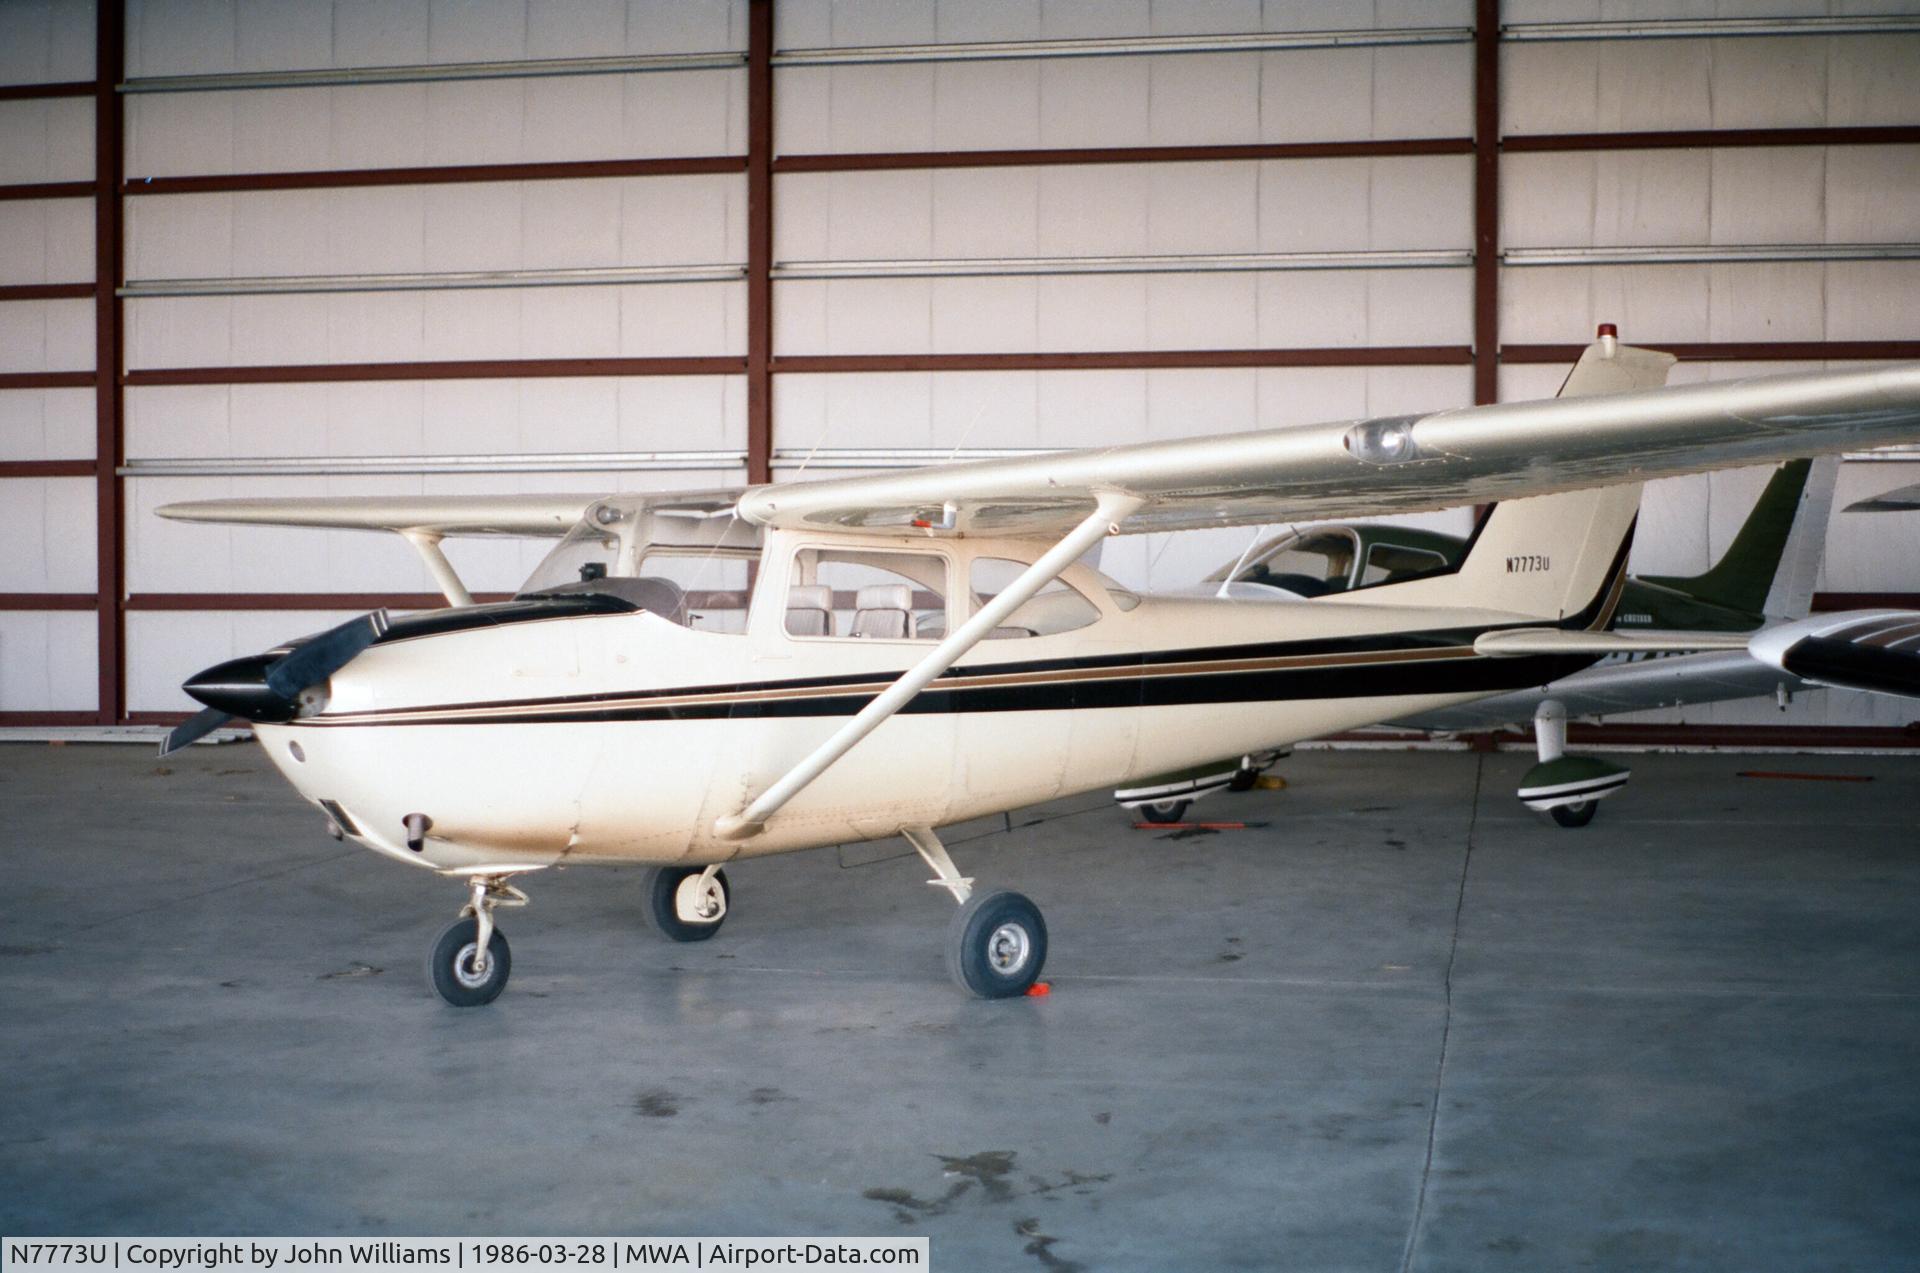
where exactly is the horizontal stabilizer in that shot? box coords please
[1474,629,1750,658]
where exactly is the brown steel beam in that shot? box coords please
[745,0,774,486]
[0,460,95,478]
[1472,0,1500,406]
[1505,126,1920,153]
[0,371,96,389]
[0,711,104,726]
[773,137,1475,174]
[124,356,746,387]
[0,81,95,102]
[0,180,94,202]
[773,347,1473,374]
[95,2,126,725]
[0,283,95,302]
[0,594,99,611]
[122,155,746,197]
[126,593,513,611]
[1504,341,1920,363]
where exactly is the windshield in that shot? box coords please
[517,496,763,632]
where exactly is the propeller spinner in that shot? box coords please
[160,610,390,757]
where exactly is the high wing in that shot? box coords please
[738,359,1920,538]
[155,492,611,537]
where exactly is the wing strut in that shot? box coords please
[401,531,475,607]
[714,491,1145,842]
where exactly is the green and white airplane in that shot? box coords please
[1119,358,1853,828]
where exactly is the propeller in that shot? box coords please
[159,609,390,757]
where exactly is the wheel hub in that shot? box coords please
[986,922,1031,975]
[675,874,726,923]
[453,941,492,989]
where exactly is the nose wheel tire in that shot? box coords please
[1140,799,1191,824]
[428,916,512,1007]
[1549,800,1597,828]
[948,890,1048,999]
[644,866,730,942]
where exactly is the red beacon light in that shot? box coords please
[1596,322,1619,357]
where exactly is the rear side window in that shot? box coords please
[970,558,1100,638]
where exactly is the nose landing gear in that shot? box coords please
[427,875,528,1007]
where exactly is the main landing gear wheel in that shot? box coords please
[428,916,512,1007]
[947,890,1048,999]
[1141,799,1191,823]
[1549,800,1597,829]
[644,865,730,942]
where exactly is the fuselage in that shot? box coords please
[252,526,1592,875]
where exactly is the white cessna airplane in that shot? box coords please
[157,337,1920,1006]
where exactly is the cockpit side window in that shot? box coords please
[1359,542,1453,588]
[786,548,951,640]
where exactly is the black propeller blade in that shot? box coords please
[163,609,391,756]
[158,705,237,758]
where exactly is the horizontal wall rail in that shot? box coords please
[774,28,1472,66]
[1502,341,1920,363]
[122,264,745,298]
[0,81,94,101]
[121,52,747,94]
[123,357,746,386]
[775,250,1470,280]
[0,594,99,611]
[774,347,1473,373]
[121,452,748,477]
[1505,244,1920,267]
[0,460,95,478]
[1505,16,1920,41]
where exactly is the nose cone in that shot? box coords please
[182,653,301,722]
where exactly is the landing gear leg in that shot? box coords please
[427,875,527,1007]
[904,825,1047,999]
[1516,700,1629,829]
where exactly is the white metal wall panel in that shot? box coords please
[778,159,1470,261]
[0,477,96,592]
[124,0,745,76]
[775,46,1472,154]
[0,0,96,86]
[126,72,746,177]
[1506,33,1920,134]
[1502,261,1920,343]
[0,612,96,711]
[772,364,1470,450]
[124,176,745,280]
[0,199,94,286]
[124,375,745,459]
[0,98,94,185]
[124,283,745,368]
[0,389,94,461]
[0,299,94,375]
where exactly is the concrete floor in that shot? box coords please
[3,742,1919,1271]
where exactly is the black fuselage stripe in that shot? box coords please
[300,652,1594,727]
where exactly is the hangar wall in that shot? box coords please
[2,0,1918,738]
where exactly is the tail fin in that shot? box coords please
[1350,334,1673,623]
[1638,456,1837,621]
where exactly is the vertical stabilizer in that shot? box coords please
[1639,456,1837,621]
[1349,333,1672,623]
